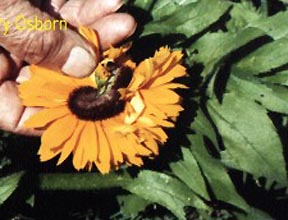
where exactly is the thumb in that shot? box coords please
[0,0,97,78]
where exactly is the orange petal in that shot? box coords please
[150,65,186,88]
[143,102,167,120]
[123,59,136,70]
[129,59,154,90]
[124,155,143,166]
[155,56,182,78]
[117,134,136,155]
[78,26,100,57]
[39,145,62,162]
[147,127,168,143]
[128,71,146,91]
[19,80,71,107]
[72,121,98,170]
[130,92,145,114]
[40,115,78,152]
[143,59,154,80]
[24,106,70,128]
[21,98,66,108]
[148,115,175,128]
[73,77,96,88]
[104,44,131,60]
[153,83,188,90]
[127,133,152,156]
[141,89,180,104]
[137,116,157,127]
[57,121,85,165]
[152,47,172,69]
[81,121,99,168]
[157,104,184,117]
[125,92,145,124]
[95,122,111,174]
[104,47,122,59]
[142,132,159,155]
[72,153,84,170]
[40,82,73,97]
[103,127,123,165]
[30,65,77,86]
[72,136,85,171]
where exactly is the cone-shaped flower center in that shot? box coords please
[68,65,132,121]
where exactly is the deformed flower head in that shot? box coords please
[18,27,186,174]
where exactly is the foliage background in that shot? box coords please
[1,0,288,219]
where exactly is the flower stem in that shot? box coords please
[38,173,132,191]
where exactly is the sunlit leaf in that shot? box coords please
[228,74,288,114]
[232,37,288,76]
[187,134,249,211]
[170,148,210,200]
[142,0,231,37]
[186,28,264,78]
[0,172,24,205]
[261,70,288,86]
[124,170,208,220]
[117,195,151,218]
[207,94,287,187]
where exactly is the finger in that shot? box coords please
[10,53,24,71]
[29,0,42,8]
[0,49,11,83]
[16,66,31,84]
[0,0,97,78]
[90,13,137,50]
[17,106,43,136]
[43,0,67,16]
[60,0,124,27]
[0,50,40,135]
[0,80,42,136]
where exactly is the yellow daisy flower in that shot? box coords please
[18,27,186,174]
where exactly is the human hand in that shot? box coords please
[0,0,136,135]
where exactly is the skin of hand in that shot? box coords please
[0,0,137,136]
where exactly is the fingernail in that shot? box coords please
[62,47,96,77]
[16,66,31,84]
[111,0,125,11]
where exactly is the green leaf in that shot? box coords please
[232,37,288,76]
[26,194,35,207]
[207,93,287,187]
[258,0,269,16]
[132,0,155,10]
[187,134,250,211]
[227,1,263,32]
[228,74,288,114]
[227,2,288,40]
[190,109,219,149]
[251,11,288,39]
[142,0,231,37]
[186,28,264,78]
[150,0,198,19]
[0,172,24,205]
[261,70,288,86]
[117,195,150,218]
[124,170,208,220]
[170,148,210,200]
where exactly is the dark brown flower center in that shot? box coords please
[68,66,132,121]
